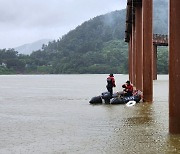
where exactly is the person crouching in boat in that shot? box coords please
[122,80,133,97]
[106,74,116,97]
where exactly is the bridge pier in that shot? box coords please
[135,3,143,91]
[129,36,133,83]
[169,0,180,134]
[142,0,153,102]
[153,45,157,80]
[126,0,153,101]
[128,36,133,83]
[125,0,180,134]
[126,1,168,101]
[131,24,136,86]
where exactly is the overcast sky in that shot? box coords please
[0,0,126,49]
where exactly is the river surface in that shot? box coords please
[0,74,180,154]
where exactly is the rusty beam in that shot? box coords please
[169,0,180,134]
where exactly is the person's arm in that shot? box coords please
[112,78,116,87]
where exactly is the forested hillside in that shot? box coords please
[0,0,168,74]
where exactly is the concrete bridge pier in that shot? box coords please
[132,25,136,87]
[125,0,153,101]
[169,0,180,134]
[135,3,143,91]
[142,0,153,102]
[128,36,133,83]
[125,0,180,134]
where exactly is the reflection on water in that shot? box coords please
[0,74,180,153]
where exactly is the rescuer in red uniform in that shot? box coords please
[106,74,116,97]
[122,80,133,96]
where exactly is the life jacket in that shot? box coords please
[126,84,133,93]
[107,76,115,87]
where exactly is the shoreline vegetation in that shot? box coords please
[0,45,168,75]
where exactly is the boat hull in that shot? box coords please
[89,92,141,105]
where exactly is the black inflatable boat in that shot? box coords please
[89,90,142,104]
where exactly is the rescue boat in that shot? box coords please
[89,90,142,105]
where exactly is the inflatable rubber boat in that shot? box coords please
[89,90,142,105]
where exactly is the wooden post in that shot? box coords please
[169,0,180,134]
[142,0,153,102]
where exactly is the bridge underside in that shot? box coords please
[125,0,180,134]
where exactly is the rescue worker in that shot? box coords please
[106,74,116,97]
[122,80,133,96]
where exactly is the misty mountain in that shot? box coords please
[14,0,168,56]
[1,0,169,74]
[15,39,53,55]
[43,0,168,55]
[34,0,168,74]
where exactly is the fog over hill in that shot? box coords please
[14,39,53,55]
[153,0,168,34]
[14,0,168,55]
[0,0,169,74]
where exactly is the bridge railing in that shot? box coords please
[153,34,168,46]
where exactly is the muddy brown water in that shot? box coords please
[0,74,180,154]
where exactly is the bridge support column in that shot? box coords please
[129,35,133,83]
[132,25,136,87]
[169,0,180,134]
[142,0,153,102]
[135,4,143,91]
[153,45,157,80]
